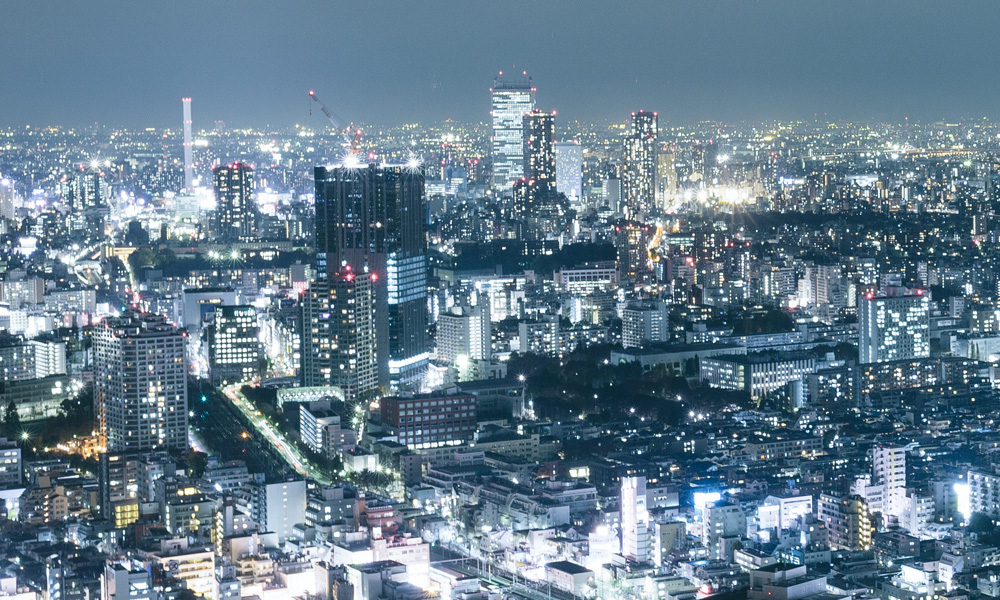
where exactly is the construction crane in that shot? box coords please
[308,90,361,155]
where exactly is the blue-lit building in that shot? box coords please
[312,163,429,391]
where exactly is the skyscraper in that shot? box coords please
[522,109,556,191]
[490,72,535,194]
[622,111,658,219]
[858,293,930,364]
[70,169,107,211]
[512,110,556,221]
[300,271,378,400]
[213,162,258,243]
[311,163,429,391]
[94,311,188,452]
[513,109,568,239]
[555,141,583,205]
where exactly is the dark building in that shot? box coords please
[313,163,429,391]
[380,391,478,449]
[523,110,556,193]
[513,110,567,239]
[213,162,258,243]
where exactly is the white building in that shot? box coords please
[94,312,188,452]
[491,73,535,193]
[555,141,583,205]
[622,301,669,348]
[757,494,813,532]
[704,503,746,560]
[437,303,491,380]
[251,479,307,544]
[858,293,930,364]
[300,401,356,457]
[621,476,649,563]
[102,563,155,600]
[30,339,66,379]
[554,264,618,295]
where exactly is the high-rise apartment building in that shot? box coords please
[622,111,658,219]
[614,220,654,281]
[818,493,872,551]
[513,109,564,237]
[212,162,258,243]
[858,293,930,364]
[522,110,556,191]
[94,312,188,452]
[207,305,262,387]
[490,73,535,194]
[655,151,675,209]
[312,164,429,390]
[437,303,491,381]
[300,272,378,400]
[555,141,583,205]
[622,301,670,348]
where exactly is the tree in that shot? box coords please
[3,400,20,441]
[185,450,209,478]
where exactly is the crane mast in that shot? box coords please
[308,90,360,155]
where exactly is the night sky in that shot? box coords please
[4,1,1000,129]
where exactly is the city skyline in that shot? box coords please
[5,1,1000,129]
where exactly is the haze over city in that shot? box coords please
[5,1,1000,128]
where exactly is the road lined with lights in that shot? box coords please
[221,383,332,485]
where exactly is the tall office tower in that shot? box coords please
[555,141,583,205]
[522,110,556,191]
[490,72,535,194]
[621,476,650,562]
[300,272,378,400]
[858,293,930,364]
[182,97,194,191]
[212,162,258,243]
[94,312,188,452]
[513,109,558,228]
[622,111,658,219]
[655,151,676,209]
[313,164,429,390]
[207,305,263,387]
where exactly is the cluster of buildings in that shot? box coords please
[2,75,1000,600]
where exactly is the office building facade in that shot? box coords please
[490,73,535,193]
[858,293,930,364]
[312,164,429,391]
[380,392,478,449]
[207,305,262,387]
